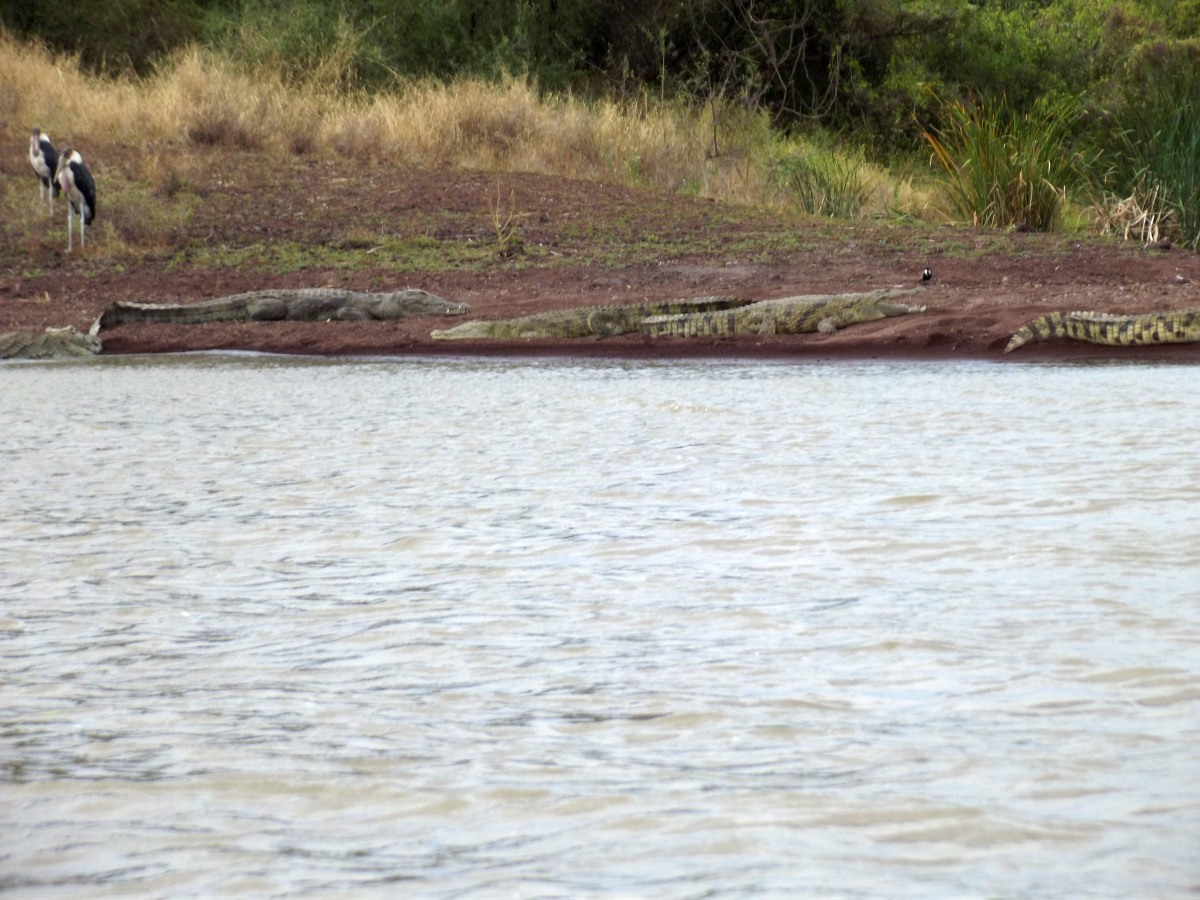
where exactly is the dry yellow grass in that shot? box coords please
[2,30,927,218]
[319,76,756,199]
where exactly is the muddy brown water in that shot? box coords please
[2,355,1198,896]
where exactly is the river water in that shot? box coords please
[1,355,1197,897]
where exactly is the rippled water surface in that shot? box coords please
[2,355,1198,897]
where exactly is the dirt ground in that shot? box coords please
[3,151,1198,362]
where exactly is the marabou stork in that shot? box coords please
[29,127,60,214]
[54,147,96,251]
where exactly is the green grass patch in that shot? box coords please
[772,146,873,219]
[162,234,519,275]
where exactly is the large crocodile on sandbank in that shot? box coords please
[639,289,925,337]
[93,288,468,332]
[0,326,102,360]
[1005,308,1200,352]
[10,286,1198,361]
[432,289,925,340]
[431,296,752,340]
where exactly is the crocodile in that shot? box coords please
[639,288,926,337]
[1005,308,1200,353]
[430,296,753,340]
[0,326,101,360]
[92,288,468,333]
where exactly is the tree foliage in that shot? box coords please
[1,0,208,75]
[2,0,1195,152]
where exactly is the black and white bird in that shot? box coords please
[54,146,96,251]
[29,127,60,214]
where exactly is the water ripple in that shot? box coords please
[1,357,1198,897]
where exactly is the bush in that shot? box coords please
[1,0,209,75]
[923,93,1086,231]
[1097,39,1200,248]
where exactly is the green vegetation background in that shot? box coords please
[4,0,1198,245]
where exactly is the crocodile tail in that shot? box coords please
[1006,308,1200,352]
[1063,309,1200,346]
[431,319,515,340]
[93,302,161,331]
[1153,308,1200,343]
[660,295,748,315]
[1061,311,1140,346]
[588,296,746,337]
[95,301,215,329]
[637,313,686,337]
[1004,313,1070,353]
[94,301,148,330]
[640,309,740,338]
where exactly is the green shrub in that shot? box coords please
[1098,39,1200,248]
[1,0,208,75]
[923,93,1086,231]
[207,1,380,90]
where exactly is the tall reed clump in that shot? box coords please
[922,93,1085,231]
[1098,40,1200,250]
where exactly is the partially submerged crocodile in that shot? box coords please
[0,326,101,360]
[93,288,468,332]
[1005,308,1200,353]
[431,295,751,340]
[639,288,925,337]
